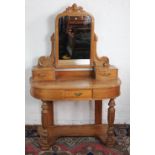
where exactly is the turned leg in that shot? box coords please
[42,101,54,128]
[106,98,116,147]
[39,101,54,150]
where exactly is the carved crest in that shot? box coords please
[63,3,86,14]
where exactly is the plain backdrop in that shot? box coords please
[25,0,130,124]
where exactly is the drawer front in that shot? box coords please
[31,88,64,100]
[93,87,120,99]
[95,68,118,80]
[32,70,55,81]
[64,89,92,99]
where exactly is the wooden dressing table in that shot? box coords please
[30,4,121,150]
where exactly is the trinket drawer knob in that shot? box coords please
[39,73,46,77]
[74,92,82,96]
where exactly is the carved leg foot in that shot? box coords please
[38,127,50,150]
[106,127,115,147]
[106,98,116,147]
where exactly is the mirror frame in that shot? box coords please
[55,4,95,68]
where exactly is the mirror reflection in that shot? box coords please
[59,16,91,60]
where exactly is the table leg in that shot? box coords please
[106,98,116,147]
[42,101,54,127]
[95,100,106,143]
[39,101,54,150]
[95,100,102,124]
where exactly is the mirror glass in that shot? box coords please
[58,16,91,62]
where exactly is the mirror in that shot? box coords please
[54,4,95,67]
[58,16,92,61]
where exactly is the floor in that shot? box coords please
[25,124,130,155]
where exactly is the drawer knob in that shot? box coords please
[74,92,82,96]
[39,73,46,77]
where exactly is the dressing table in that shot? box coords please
[30,4,121,150]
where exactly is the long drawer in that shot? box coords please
[31,88,92,100]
